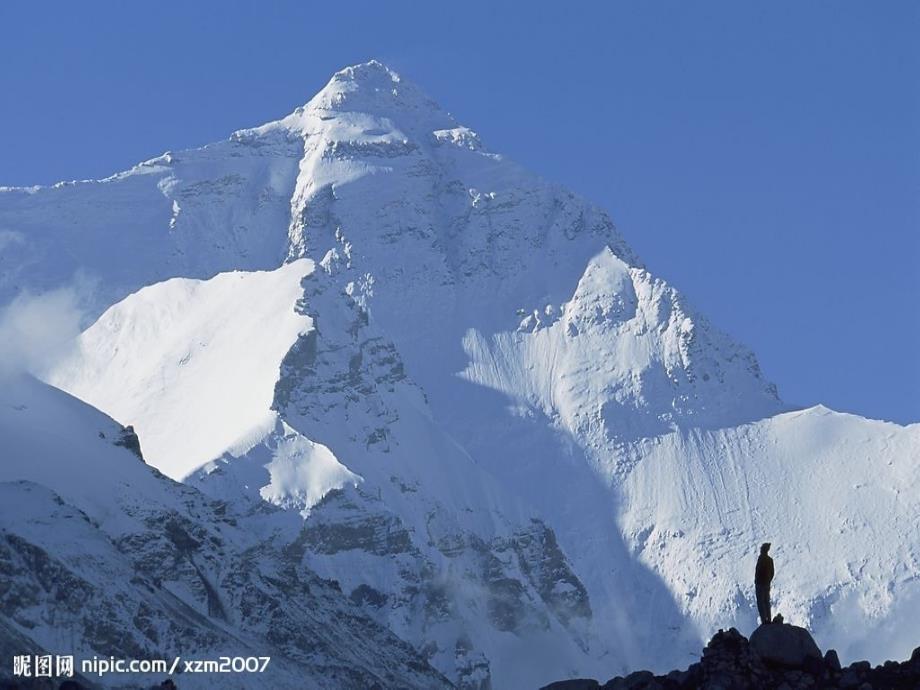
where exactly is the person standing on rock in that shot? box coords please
[755,542,774,625]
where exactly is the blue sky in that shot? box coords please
[1,1,917,423]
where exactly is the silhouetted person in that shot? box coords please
[755,542,774,625]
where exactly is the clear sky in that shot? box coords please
[1,1,917,423]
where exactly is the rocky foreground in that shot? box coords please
[542,623,920,690]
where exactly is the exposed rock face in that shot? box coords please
[0,482,452,690]
[114,424,144,460]
[542,626,920,689]
[511,520,592,626]
[298,489,417,556]
[259,258,597,687]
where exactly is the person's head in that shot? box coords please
[761,542,771,554]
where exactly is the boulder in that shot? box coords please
[602,670,657,689]
[750,623,822,669]
[540,680,600,690]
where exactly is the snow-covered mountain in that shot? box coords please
[0,375,451,689]
[2,60,918,688]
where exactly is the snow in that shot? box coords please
[196,418,363,517]
[0,375,177,525]
[621,407,920,663]
[0,119,305,317]
[2,59,919,687]
[259,424,361,516]
[46,260,314,479]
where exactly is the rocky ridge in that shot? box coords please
[542,624,920,690]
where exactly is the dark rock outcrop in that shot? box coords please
[749,622,822,668]
[541,624,920,689]
[542,680,600,690]
[113,424,144,460]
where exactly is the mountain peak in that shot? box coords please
[233,59,460,144]
[330,59,401,87]
[283,60,456,135]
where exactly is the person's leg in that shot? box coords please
[756,584,768,624]
[765,584,771,623]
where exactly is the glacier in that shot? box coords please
[1,60,918,688]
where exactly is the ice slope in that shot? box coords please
[2,60,919,686]
[47,259,364,517]
[0,374,180,522]
[47,260,316,477]
[621,407,920,664]
[0,376,452,689]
